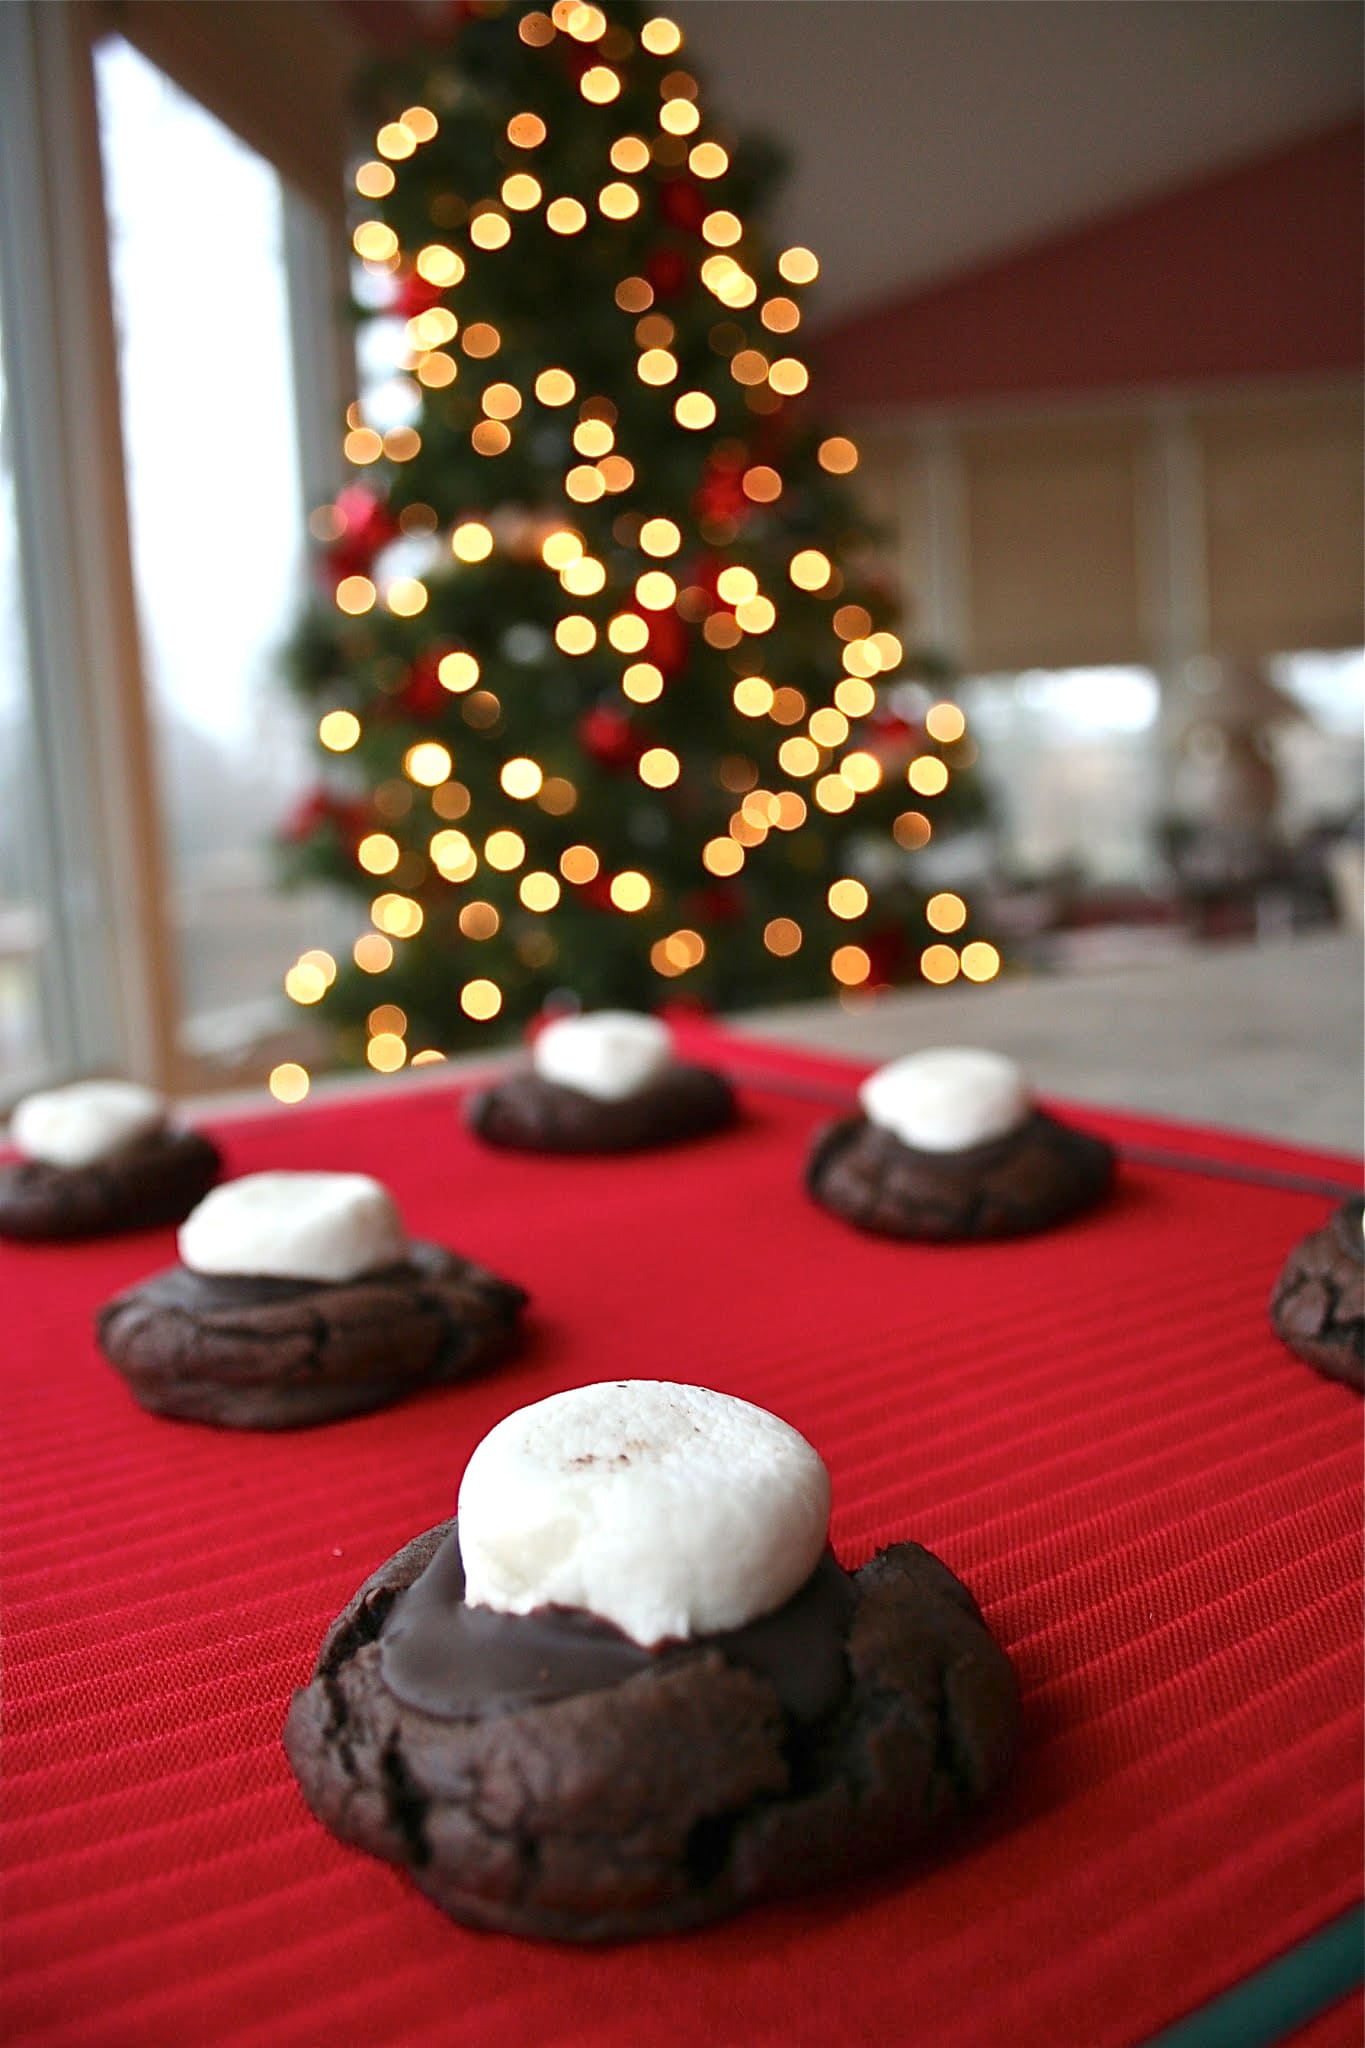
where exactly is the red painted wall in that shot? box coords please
[815,120,1364,410]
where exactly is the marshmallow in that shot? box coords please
[9,1080,166,1168]
[859,1047,1031,1153]
[532,1010,673,1103]
[458,1380,830,1647]
[177,1171,407,1282]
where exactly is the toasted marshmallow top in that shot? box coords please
[458,1379,830,1647]
[177,1171,406,1282]
[859,1047,1031,1153]
[9,1080,166,1168]
[532,1010,673,1103]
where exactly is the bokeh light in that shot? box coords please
[828,878,869,919]
[269,1063,310,1103]
[609,869,651,910]
[319,710,360,750]
[925,701,967,744]
[831,944,870,986]
[461,978,502,1020]
[908,755,950,796]
[962,942,1001,982]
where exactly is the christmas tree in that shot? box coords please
[280,0,992,1078]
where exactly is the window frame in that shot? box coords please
[0,0,352,1106]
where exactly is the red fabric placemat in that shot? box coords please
[3,1028,1360,2048]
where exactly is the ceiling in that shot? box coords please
[668,1,1364,317]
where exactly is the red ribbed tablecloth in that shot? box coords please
[3,1029,1361,2048]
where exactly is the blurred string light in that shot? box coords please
[962,942,1001,982]
[608,611,648,649]
[610,869,651,910]
[298,10,988,1043]
[335,575,375,613]
[675,391,715,428]
[641,18,683,56]
[926,701,966,742]
[520,870,561,910]
[546,197,587,235]
[831,944,869,986]
[778,246,819,284]
[560,844,599,882]
[376,122,415,161]
[659,98,699,135]
[439,651,479,691]
[318,710,359,750]
[269,1063,310,1103]
[650,927,705,977]
[501,757,544,799]
[908,756,950,796]
[926,891,967,933]
[690,143,729,178]
[623,662,663,702]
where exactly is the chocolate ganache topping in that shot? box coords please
[379,1523,857,1725]
[126,1241,451,1311]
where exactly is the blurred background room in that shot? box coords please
[1,0,1360,1144]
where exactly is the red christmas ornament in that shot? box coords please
[392,269,447,319]
[398,649,453,719]
[659,177,707,233]
[578,705,642,769]
[645,245,689,299]
[685,550,725,602]
[861,924,910,989]
[281,789,371,856]
[694,454,750,526]
[684,883,746,925]
[280,788,332,845]
[325,485,400,585]
[867,711,916,760]
[579,872,618,912]
[644,606,689,678]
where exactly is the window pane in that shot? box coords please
[0,287,52,1093]
[95,36,341,1075]
[1268,648,1365,837]
[959,666,1164,884]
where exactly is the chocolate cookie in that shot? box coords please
[96,1244,528,1429]
[465,1062,737,1154]
[1269,1198,1364,1392]
[0,1127,221,1242]
[807,1108,1114,1241]
[283,1519,1019,1941]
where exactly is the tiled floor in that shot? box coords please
[736,932,1363,1152]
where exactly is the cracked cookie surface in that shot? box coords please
[806,1108,1115,1240]
[283,1519,1019,1942]
[464,1062,737,1154]
[0,1128,221,1241]
[1269,1198,1363,1392]
[95,1243,528,1429]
